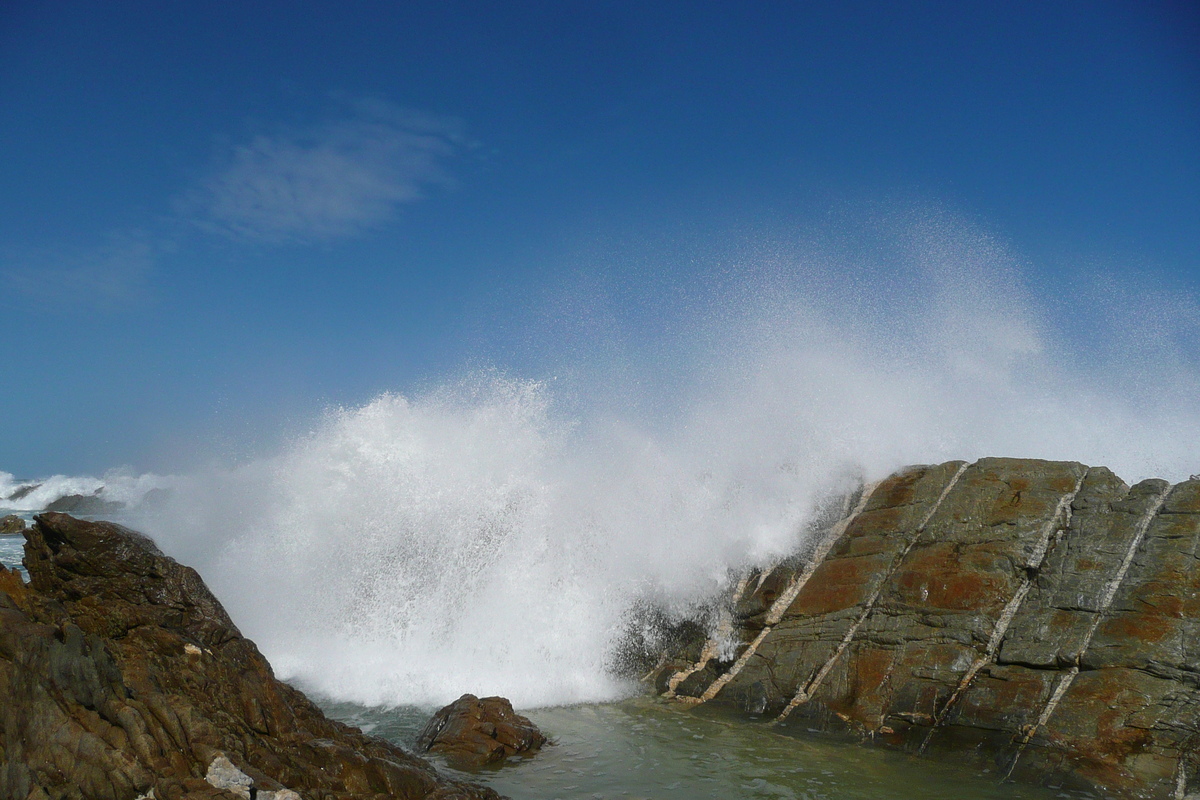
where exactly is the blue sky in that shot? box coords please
[2,1,1198,477]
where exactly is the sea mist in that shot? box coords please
[141,212,1200,709]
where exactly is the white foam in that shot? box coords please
[0,469,174,513]
[35,213,1200,709]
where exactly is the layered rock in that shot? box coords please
[654,458,1200,800]
[0,512,501,800]
[416,695,547,770]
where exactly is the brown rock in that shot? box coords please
[0,514,24,534]
[656,459,1200,800]
[0,512,503,800]
[417,694,547,769]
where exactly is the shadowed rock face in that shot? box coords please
[0,512,502,800]
[655,458,1200,800]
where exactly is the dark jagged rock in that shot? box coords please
[416,695,547,770]
[5,482,41,502]
[0,514,24,534]
[43,491,125,516]
[0,512,503,800]
[653,458,1200,800]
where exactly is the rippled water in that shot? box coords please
[320,696,1096,800]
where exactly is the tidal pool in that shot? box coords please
[321,695,1097,800]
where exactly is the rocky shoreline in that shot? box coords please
[5,457,1200,799]
[0,512,501,800]
[650,458,1200,800]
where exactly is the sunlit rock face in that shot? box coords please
[0,512,501,800]
[416,694,547,770]
[655,458,1200,800]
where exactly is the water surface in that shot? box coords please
[321,696,1096,800]
[0,532,26,577]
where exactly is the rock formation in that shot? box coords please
[652,458,1200,800]
[0,514,24,534]
[416,695,547,770]
[4,483,41,502]
[0,512,502,800]
[43,492,125,516]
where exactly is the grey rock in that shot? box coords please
[44,491,125,515]
[5,482,40,501]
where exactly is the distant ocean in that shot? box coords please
[0,470,173,515]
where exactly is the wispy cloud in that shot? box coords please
[1,235,157,309]
[187,99,467,243]
[3,99,464,312]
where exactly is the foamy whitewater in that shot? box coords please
[0,470,170,513]
[7,213,1199,710]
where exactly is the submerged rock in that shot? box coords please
[4,482,41,501]
[0,514,24,534]
[417,694,547,769]
[43,491,125,515]
[0,512,502,800]
[653,458,1200,800]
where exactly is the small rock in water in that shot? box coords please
[417,693,548,769]
[0,515,25,535]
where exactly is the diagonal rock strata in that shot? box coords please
[653,458,1200,800]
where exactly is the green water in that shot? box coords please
[320,696,1096,800]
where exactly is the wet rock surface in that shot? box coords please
[655,458,1200,800]
[416,695,547,770]
[0,514,24,534]
[0,512,502,800]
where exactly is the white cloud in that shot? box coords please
[2,101,465,310]
[189,101,466,243]
[1,235,156,309]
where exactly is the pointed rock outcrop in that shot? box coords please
[0,512,502,800]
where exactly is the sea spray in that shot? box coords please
[56,213,1200,709]
[143,374,867,708]
[0,469,172,514]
